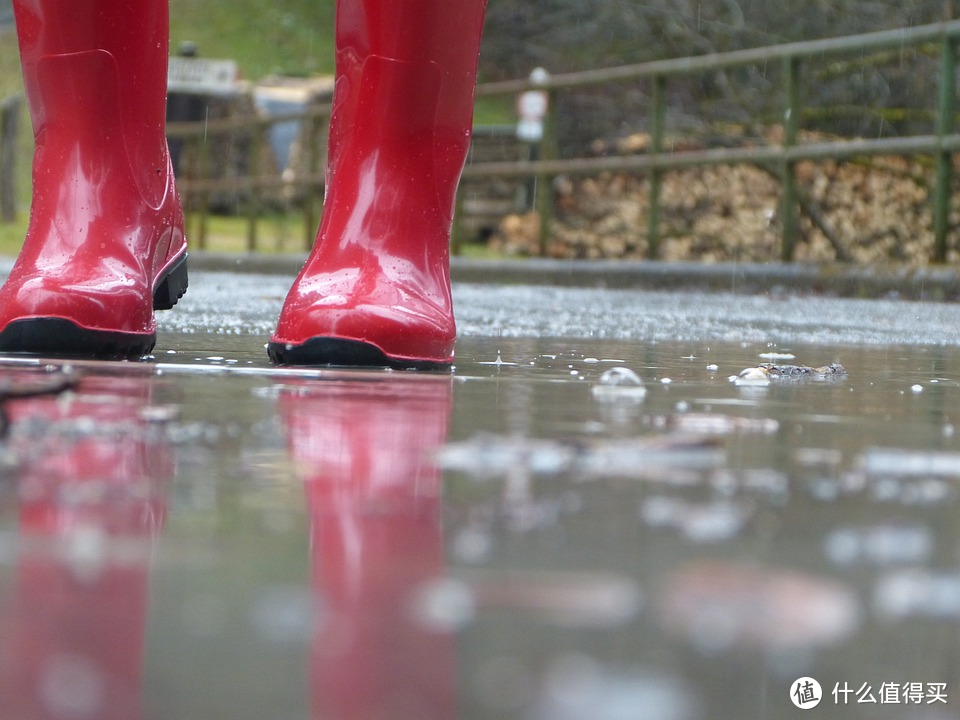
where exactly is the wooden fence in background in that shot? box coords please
[0,95,19,223]
[5,19,960,262]
[471,19,960,262]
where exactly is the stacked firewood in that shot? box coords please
[489,130,943,265]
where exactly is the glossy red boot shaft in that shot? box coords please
[0,0,187,358]
[269,0,487,369]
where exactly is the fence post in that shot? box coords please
[780,56,801,262]
[646,75,666,260]
[302,111,323,251]
[196,136,212,250]
[0,95,21,223]
[536,87,558,256]
[933,34,957,263]
[246,122,264,252]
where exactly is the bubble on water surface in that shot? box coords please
[733,367,770,386]
[591,367,646,401]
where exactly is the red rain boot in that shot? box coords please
[268,0,487,369]
[0,0,188,359]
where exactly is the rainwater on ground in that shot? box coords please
[1,269,960,719]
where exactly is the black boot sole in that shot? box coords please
[153,251,189,311]
[267,337,453,371]
[0,253,189,359]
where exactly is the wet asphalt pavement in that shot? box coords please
[3,257,960,719]
[159,257,960,349]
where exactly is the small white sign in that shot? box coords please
[168,57,239,95]
[516,89,548,142]
[517,89,549,122]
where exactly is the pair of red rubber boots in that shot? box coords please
[0,0,487,369]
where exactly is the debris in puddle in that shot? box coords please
[758,352,796,361]
[660,562,860,652]
[824,525,934,566]
[436,434,725,480]
[733,363,847,386]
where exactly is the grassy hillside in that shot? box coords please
[168,0,337,78]
[1,0,337,95]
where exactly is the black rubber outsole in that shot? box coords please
[153,252,189,311]
[0,253,189,359]
[0,317,156,358]
[267,337,453,371]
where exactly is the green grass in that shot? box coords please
[0,213,27,256]
[169,0,337,78]
[186,212,313,254]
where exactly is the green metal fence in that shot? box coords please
[468,19,960,262]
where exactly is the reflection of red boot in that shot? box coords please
[0,1,187,358]
[269,0,487,369]
[280,377,455,720]
[0,376,172,720]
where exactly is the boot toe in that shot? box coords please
[271,301,455,368]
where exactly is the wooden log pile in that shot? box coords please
[489,128,943,265]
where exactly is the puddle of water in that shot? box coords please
[0,334,958,718]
